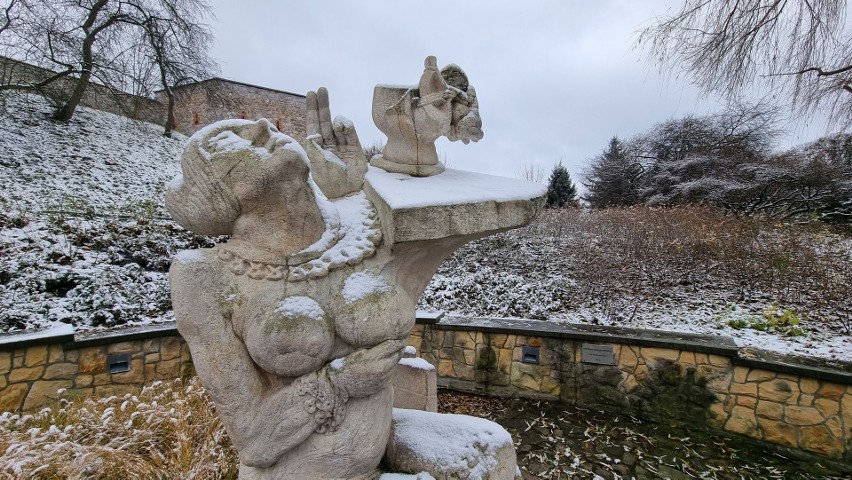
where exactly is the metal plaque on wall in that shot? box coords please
[581,343,615,365]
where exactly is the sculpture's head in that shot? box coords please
[440,64,483,145]
[165,119,314,236]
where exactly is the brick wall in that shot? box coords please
[163,79,306,138]
[408,317,852,461]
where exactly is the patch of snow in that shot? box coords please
[330,358,345,370]
[379,473,435,480]
[0,323,73,346]
[275,296,325,320]
[343,271,392,303]
[174,250,207,264]
[403,345,417,355]
[365,166,546,209]
[399,357,435,371]
[391,408,513,480]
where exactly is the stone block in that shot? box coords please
[0,352,10,374]
[43,363,78,380]
[48,345,64,363]
[511,363,543,391]
[490,334,508,348]
[746,369,775,382]
[707,354,730,367]
[78,347,106,374]
[0,383,29,412]
[784,406,824,426]
[75,375,93,388]
[736,395,756,408]
[454,363,475,381]
[0,376,5,389]
[12,353,23,368]
[758,418,798,447]
[143,338,161,353]
[824,416,842,438]
[640,347,680,363]
[759,379,798,402]
[733,366,749,383]
[799,425,844,458]
[814,398,840,418]
[23,380,72,410]
[65,350,79,362]
[799,377,819,394]
[725,406,758,436]
[437,359,455,377]
[634,364,649,382]
[24,345,48,367]
[157,359,182,379]
[145,353,160,364]
[112,358,145,384]
[503,335,516,349]
[160,337,183,360]
[541,376,560,395]
[756,400,783,420]
[8,366,44,382]
[93,373,111,386]
[107,341,137,354]
[707,402,728,429]
[729,382,757,397]
[145,363,157,381]
[798,393,814,406]
[816,382,845,401]
[392,360,437,412]
[528,337,542,348]
[678,351,696,365]
[694,353,708,365]
[618,346,639,371]
[497,348,512,374]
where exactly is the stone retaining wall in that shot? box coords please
[407,316,852,461]
[2,316,849,462]
[0,324,192,412]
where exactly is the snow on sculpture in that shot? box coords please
[166,66,544,479]
[371,56,483,177]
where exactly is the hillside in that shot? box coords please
[0,93,850,363]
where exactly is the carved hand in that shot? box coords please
[305,87,367,199]
[331,338,406,399]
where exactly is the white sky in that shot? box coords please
[206,0,829,186]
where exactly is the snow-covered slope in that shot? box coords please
[0,93,209,332]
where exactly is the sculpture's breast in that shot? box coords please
[238,291,335,378]
[333,271,415,348]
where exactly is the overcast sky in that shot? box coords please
[206,0,828,185]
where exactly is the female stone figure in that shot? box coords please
[166,97,413,479]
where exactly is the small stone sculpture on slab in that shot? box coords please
[371,56,483,177]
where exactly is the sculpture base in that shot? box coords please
[370,154,445,177]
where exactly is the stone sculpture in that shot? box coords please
[166,74,543,479]
[371,56,483,177]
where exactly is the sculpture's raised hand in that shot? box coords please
[305,87,367,199]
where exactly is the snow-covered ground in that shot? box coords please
[1,92,850,363]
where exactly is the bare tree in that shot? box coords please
[1,0,216,125]
[517,163,546,183]
[126,0,216,136]
[639,0,852,130]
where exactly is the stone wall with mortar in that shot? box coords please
[2,316,848,462]
[162,78,306,137]
[408,316,852,462]
[0,324,192,412]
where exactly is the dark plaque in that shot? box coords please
[581,343,615,365]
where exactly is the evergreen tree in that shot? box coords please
[583,136,643,208]
[545,162,578,208]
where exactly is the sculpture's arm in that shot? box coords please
[169,252,328,467]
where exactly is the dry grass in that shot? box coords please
[427,206,852,334]
[0,378,237,479]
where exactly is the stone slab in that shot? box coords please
[364,167,546,245]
